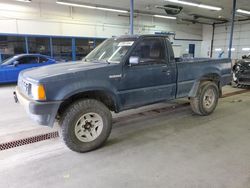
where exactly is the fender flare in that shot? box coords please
[188,74,222,98]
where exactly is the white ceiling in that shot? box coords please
[37,0,250,23]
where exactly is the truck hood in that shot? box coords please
[21,61,112,82]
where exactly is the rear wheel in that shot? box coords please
[59,99,112,153]
[190,81,219,116]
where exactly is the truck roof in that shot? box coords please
[115,34,169,40]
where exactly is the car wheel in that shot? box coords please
[59,99,112,153]
[190,81,219,116]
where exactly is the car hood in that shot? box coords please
[21,61,112,82]
[0,64,10,68]
[237,59,250,69]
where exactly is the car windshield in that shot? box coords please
[1,56,16,66]
[84,38,135,64]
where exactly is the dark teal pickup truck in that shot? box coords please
[15,34,232,152]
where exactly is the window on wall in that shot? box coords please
[52,38,72,61]
[75,38,95,60]
[28,37,50,56]
[0,36,26,61]
[95,39,106,48]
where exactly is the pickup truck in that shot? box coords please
[15,35,232,153]
[232,54,250,87]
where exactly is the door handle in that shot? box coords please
[161,65,168,72]
[162,69,171,75]
[162,69,167,72]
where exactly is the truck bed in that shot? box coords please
[176,58,232,98]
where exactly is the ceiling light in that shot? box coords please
[154,15,177,19]
[215,48,222,52]
[15,0,31,2]
[57,1,128,13]
[237,9,250,15]
[228,48,235,51]
[242,48,250,51]
[164,0,222,11]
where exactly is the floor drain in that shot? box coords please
[0,131,59,151]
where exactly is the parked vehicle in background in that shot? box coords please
[232,54,250,87]
[0,54,56,84]
[15,35,232,153]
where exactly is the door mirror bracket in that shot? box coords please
[13,61,19,67]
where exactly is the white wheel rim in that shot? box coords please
[74,112,103,142]
[203,88,216,109]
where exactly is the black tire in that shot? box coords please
[59,99,112,153]
[190,81,219,116]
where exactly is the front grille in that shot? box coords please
[19,78,32,96]
[239,77,250,83]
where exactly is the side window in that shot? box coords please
[39,57,48,63]
[131,38,166,65]
[18,57,39,65]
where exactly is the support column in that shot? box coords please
[25,36,29,54]
[210,23,215,58]
[49,37,53,58]
[72,38,76,61]
[228,0,237,58]
[130,0,134,35]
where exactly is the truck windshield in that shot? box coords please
[85,38,135,64]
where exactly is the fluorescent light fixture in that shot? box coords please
[242,48,250,51]
[164,0,222,11]
[57,1,128,13]
[215,48,222,52]
[154,15,176,19]
[237,9,250,15]
[15,0,31,2]
[228,48,235,51]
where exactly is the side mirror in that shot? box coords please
[13,61,19,67]
[129,56,140,66]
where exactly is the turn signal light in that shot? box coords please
[38,84,46,100]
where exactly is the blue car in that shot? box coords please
[0,54,56,84]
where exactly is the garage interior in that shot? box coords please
[0,0,250,187]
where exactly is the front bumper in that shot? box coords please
[238,71,250,85]
[14,88,61,127]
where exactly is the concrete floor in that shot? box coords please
[0,85,250,188]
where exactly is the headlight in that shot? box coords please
[31,84,46,100]
[234,65,241,72]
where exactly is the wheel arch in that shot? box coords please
[188,73,222,98]
[57,89,120,119]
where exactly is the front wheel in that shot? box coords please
[59,99,112,153]
[190,81,219,116]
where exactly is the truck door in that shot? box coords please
[119,37,177,109]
